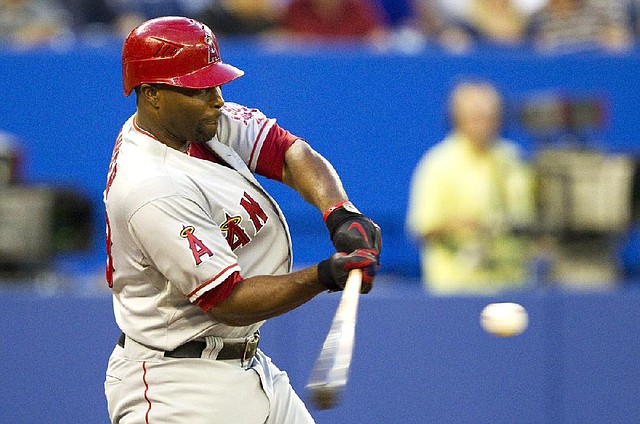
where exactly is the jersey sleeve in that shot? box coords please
[215,102,298,181]
[127,195,241,305]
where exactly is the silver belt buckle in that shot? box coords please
[242,332,260,365]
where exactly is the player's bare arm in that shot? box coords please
[281,139,382,259]
[208,250,378,326]
[207,266,323,326]
[281,139,347,212]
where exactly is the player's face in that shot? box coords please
[157,85,224,143]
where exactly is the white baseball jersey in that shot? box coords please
[104,102,294,350]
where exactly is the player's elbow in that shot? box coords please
[207,308,260,327]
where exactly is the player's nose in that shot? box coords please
[206,87,224,109]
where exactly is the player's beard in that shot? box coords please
[193,121,218,143]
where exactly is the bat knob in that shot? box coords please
[309,385,341,410]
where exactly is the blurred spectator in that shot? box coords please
[280,0,389,43]
[433,0,547,20]
[106,0,208,37]
[527,0,634,53]
[377,0,414,27]
[406,80,536,295]
[0,0,72,48]
[409,0,450,38]
[409,0,546,52]
[62,0,116,35]
[196,0,282,37]
[464,0,529,45]
[405,0,476,52]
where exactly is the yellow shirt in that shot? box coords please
[406,132,535,294]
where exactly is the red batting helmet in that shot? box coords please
[122,16,244,96]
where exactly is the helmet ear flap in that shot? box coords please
[121,17,243,97]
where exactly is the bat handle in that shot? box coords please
[336,269,362,320]
[345,269,363,293]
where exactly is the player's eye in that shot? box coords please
[185,88,215,100]
[162,85,208,98]
[193,89,210,97]
[182,88,206,97]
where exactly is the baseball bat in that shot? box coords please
[306,269,363,409]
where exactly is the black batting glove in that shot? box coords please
[324,201,382,256]
[317,248,379,293]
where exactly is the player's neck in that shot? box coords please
[135,114,190,152]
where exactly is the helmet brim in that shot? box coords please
[170,62,244,90]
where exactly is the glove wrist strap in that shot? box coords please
[322,200,361,222]
[323,201,363,236]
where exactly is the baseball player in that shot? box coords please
[103,16,381,423]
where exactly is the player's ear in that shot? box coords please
[139,84,160,108]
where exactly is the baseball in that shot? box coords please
[480,302,528,337]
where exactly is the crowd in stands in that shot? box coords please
[1,0,640,53]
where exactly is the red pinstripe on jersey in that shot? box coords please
[248,119,270,168]
[188,263,240,301]
[105,132,124,288]
[142,362,152,423]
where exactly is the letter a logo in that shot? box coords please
[180,226,213,265]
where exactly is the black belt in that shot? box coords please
[117,332,260,361]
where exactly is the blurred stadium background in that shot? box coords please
[1,1,640,422]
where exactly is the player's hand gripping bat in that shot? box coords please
[306,269,363,409]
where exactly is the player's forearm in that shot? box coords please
[282,140,348,213]
[207,266,326,326]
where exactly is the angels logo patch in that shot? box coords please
[220,213,250,251]
[204,33,219,63]
[220,192,269,251]
[181,225,213,265]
